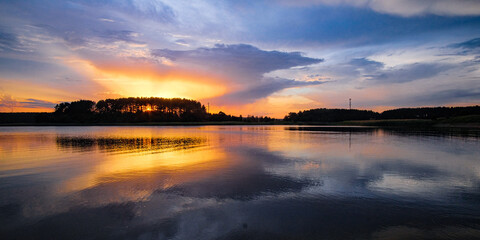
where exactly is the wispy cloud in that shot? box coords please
[19,98,57,109]
[279,0,480,17]
[367,63,454,83]
[412,88,480,105]
[0,95,56,111]
[447,37,480,55]
[449,38,480,49]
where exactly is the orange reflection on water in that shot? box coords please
[0,134,65,176]
[62,146,229,194]
[1,127,236,203]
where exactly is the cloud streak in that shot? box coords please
[0,95,56,111]
[211,78,325,104]
[19,98,57,109]
[449,38,480,49]
[367,63,454,83]
[281,0,480,17]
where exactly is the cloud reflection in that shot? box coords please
[1,126,480,239]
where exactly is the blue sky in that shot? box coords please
[0,0,479,116]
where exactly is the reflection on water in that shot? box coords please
[56,136,206,153]
[0,126,480,239]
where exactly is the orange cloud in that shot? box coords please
[62,57,228,101]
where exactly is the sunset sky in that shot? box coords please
[0,0,479,117]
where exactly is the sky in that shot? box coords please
[0,0,479,117]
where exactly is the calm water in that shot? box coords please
[1,126,480,239]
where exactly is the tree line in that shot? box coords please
[380,106,480,119]
[284,108,379,122]
[50,97,273,123]
[284,106,480,122]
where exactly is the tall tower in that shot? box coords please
[349,98,351,110]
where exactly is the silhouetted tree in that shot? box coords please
[54,100,95,123]
[54,102,70,113]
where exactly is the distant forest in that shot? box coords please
[0,97,479,124]
[284,106,480,122]
[284,109,378,122]
[0,97,273,123]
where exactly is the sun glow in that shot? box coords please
[62,57,228,100]
[96,76,226,100]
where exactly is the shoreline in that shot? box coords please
[1,120,479,128]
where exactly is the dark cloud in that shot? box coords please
[375,87,480,107]
[414,88,480,105]
[447,37,480,55]
[313,58,450,85]
[367,63,453,83]
[348,57,384,72]
[449,37,480,49]
[0,94,56,110]
[19,98,57,109]
[303,57,385,84]
[153,44,323,104]
[0,96,56,110]
[152,44,323,79]
[212,78,324,104]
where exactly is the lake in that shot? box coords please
[1,126,480,239]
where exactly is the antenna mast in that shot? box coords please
[349,98,351,110]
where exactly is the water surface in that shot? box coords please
[1,126,479,239]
